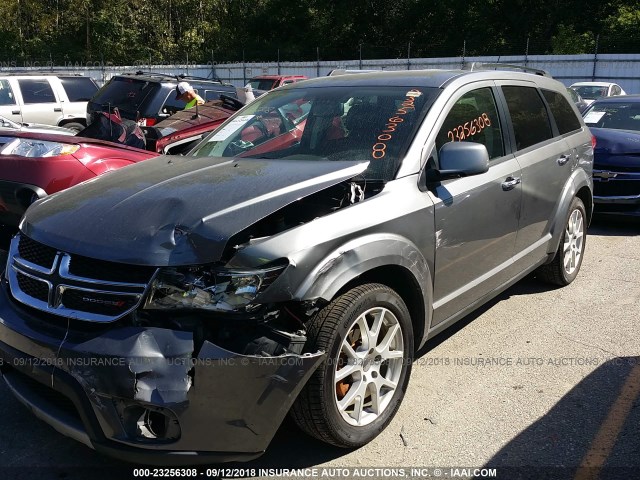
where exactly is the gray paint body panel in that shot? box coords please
[21,156,368,266]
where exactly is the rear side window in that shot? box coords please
[200,88,236,101]
[0,79,16,105]
[91,77,158,113]
[436,87,504,160]
[502,86,553,150]
[249,78,277,90]
[161,86,236,115]
[542,89,581,135]
[60,77,98,102]
[18,79,56,104]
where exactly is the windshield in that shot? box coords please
[190,85,436,180]
[583,101,640,131]
[573,85,608,100]
[249,78,278,91]
[90,77,158,113]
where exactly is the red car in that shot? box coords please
[0,99,238,246]
[248,74,308,91]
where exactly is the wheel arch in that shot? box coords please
[335,265,428,353]
[58,118,86,130]
[292,234,433,351]
[546,169,593,260]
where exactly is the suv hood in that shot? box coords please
[21,156,368,266]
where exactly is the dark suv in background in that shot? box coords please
[86,71,238,126]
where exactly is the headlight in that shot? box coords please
[0,138,80,157]
[143,262,287,312]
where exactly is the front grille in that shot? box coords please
[594,180,640,197]
[8,234,156,323]
[18,235,57,269]
[68,254,155,284]
[16,272,49,302]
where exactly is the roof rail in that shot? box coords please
[121,71,224,84]
[464,62,552,77]
[327,68,382,76]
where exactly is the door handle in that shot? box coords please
[11,110,20,115]
[53,107,62,112]
[557,154,571,166]
[501,176,521,191]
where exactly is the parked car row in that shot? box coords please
[0,65,594,465]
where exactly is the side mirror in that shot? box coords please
[425,141,489,182]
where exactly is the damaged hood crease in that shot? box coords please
[21,156,368,266]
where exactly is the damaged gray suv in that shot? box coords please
[0,67,593,464]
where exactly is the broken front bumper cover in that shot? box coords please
[0,279,324,465]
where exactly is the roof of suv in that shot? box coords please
[116,71,232,86]
[292,67,557,90]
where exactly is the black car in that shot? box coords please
[87,72,238,127]
[582,95,640,217]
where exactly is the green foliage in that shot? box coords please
[551,24,596,54]
[0,0,638,64]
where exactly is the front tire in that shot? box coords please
[537,197,586,286]
[291,283,413,448]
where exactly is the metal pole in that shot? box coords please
[461,40,466,68]
[316,47,320,77]
[359,43,363,70]
[277,48,281,75]
[242,49,246,85]
[211,50,216,80]
[407,42,411,70]
[101,52,105,85]
[592,34,599,81]
[524,36,529,67]
[186,52,189,75]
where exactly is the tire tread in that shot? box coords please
[290,283,397,447]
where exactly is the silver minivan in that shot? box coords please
[0,73,98,132]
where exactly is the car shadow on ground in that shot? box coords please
[479,356,640,479]
[589,215,639,236]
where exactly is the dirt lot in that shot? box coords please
[1,217,638,480]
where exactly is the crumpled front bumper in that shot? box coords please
[0,275,324,465]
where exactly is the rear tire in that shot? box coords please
[291,283,413,448]
[537,197,586,286]
[61,122,84,133]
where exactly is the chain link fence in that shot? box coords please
[2,36,640,92]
